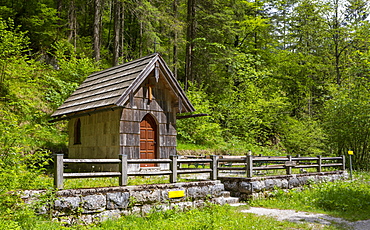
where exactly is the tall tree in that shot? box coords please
[93,0,102,61]
[67,0,77,49]
[328,0,347,86]
[113,0,121,66]
[185,0,196,89]
[172,0,179,79]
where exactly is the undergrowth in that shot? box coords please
[249,171,370,221]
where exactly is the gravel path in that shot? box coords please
[240,207,370,230]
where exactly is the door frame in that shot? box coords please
[139,113,158,167]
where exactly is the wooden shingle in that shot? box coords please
[51,53,194,118]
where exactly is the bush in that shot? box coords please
[177,83,224,147]
[277,116,327,155]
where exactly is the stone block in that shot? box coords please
[187,186,209,199]
[130,190,162,204]
[288,177,300,188]
[54,197,81,212]
[274,179,283,188]
[281,179,289,188]
[94,210,122,223]
[172,201,193,211]
[298,176,309,185]
[210,183,224,197]
[239,182,253,194]
[212,197,226,205]
[141,204,154,215]
[264,179,275,190]
[223,181,238,191]
[250,181,264,192]
[82,194,106,213]
[130,206,141,215]
[107,192,130,210]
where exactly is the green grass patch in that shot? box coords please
[249,171,370,221]
[91,204,335,230]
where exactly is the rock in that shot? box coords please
[54,197,81,212]
[106,192,129,210]
[82,194,106,213]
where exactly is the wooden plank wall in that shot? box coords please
[68,109,122,172]
[120,75,177,168]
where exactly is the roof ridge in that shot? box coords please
[50,53,196,118]
[87,53,158,80]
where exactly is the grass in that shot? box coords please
[8,203,337,229]
[89,204,336,230]
[248,171,370,221]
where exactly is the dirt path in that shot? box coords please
[239,207,370,230]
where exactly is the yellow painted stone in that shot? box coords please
[168,190,185,198]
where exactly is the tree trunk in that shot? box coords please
[185,0,196,90]
[173,0,178,79]
[140,21,143,57]
[120,3,125,63]
[56,0,63,34]
[68,0,77,50]
[334,0,341,86]
[113,0,121,66]
[93,0,102,62]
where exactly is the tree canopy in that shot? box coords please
[1,0,370,169]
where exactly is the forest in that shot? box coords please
[0,0,370,171]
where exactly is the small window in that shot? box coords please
[74,118,81,145]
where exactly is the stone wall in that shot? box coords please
[21,181,234,225]
[21,172,348,225]
[219,171,348,200]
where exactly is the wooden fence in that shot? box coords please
[54,154,345,189]
[217,155,346,177]
[53,154,218,189]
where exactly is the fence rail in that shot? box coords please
[218,155,346,177]
[54,154,345,189]
[53,154,218,189]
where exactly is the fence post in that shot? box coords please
[246,155,253,178]
[170,155,178,183]
[286,155,292,175]
[54,154,64,189]
[341,155,346,170]
[317,155,322,172]
[119,154,128,186]
[210,155,218,180]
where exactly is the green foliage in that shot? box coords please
[51,41,99,84]
[0,19,29,59]
[278,117,327,155]
[211,53,289,147]
[324,80,370,169]
[0,0,61,51]
[177,83,224,147]
[249,171,370,221]
[0,18,30,98]
[0,144,54,229]
[44,41,98,108]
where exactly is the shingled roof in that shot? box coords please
[51,53,194,119]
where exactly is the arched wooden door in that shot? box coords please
[140,114,157,167]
